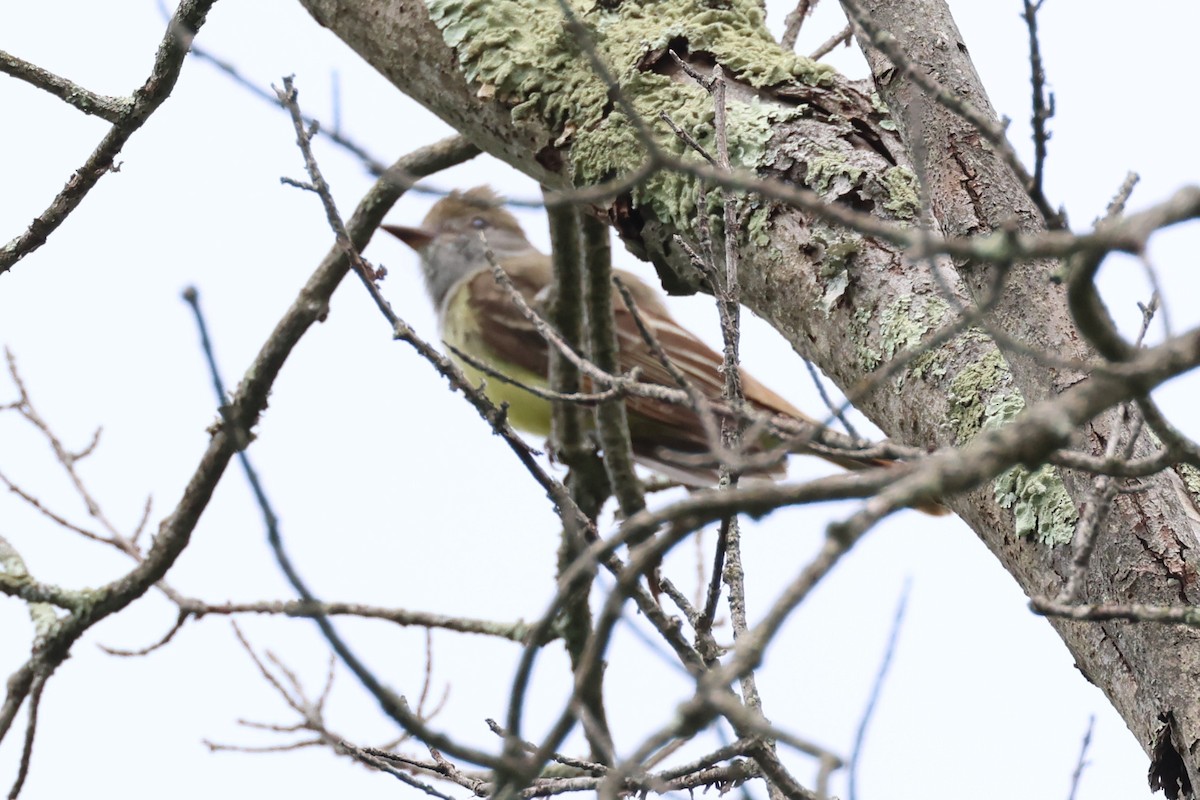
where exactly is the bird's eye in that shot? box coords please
[470,216,488,229]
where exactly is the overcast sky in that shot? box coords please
[2,2,1199,799]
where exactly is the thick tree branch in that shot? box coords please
[846,2,1200,787]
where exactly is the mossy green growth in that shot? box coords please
[850,296,950,379]
[1175,463,1200,508]
[869,91,897,131]
[878,295,949,362]
[908,337,949,383]
[427,0,610,130]
[424,0,832,232]
[807,151,865,196]
[881,166,920,220]
[948,349,1077,545]
[852,308,881,371]
[745,199,774,248]
[946,349,1014,443]
[994,463,1077,545]
[571,73,778,234]
[807,227,861,315]
[821,232,861,273]
[597,0,837,89]
[876,296,951,388]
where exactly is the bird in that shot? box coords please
[383,186,945,513]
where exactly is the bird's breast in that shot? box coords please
[440,283,554,437]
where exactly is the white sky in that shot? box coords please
[1,1,1199,799]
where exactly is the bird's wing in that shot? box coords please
[610,271,808,455]
[460,268,552,379]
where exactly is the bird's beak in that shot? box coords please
[382,224,435,252]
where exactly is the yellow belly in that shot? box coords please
[441,286,553,437]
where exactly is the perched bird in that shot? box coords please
[384,187,944,512]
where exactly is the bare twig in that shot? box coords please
[1,0,218,272]
[802,358,861,439]
[1032,599,1200,625]
[1066,715,1095,800]
[612,272,726,462]
[780,0,818,50]
[810,24,853,61]
[1022,0,1055,211]
[544,193,614,765]
[848,581,910,800]
[1102,172,1139,222]
[447,344,628,406]
[582,215,645,517]
[7,672,45,799]
[0,49,129,122]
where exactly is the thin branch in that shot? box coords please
[447,343,628,405]
[164,129,490,770]
[699,516,730,641]
[810,24,853,61]
[0,49,130,122]
[1066,715,1095,800]
[780,0,817,50]
[802,358,860,439]
[100,611,189,657]
[2,351,125,542]
[848,580,910,800]
[7,672,45,800]
[1031,600,1200,626]
[1102,172,1139,222]
[543,191,614,765]
[185,596,537,642]
[612,272,725,462]
[1,0,218,272]
[582,214,645,517]
[1022,0,1055,207]
[1057,292,1156,602]
[545,196,594,498]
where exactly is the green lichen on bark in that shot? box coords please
[848,295,949,379]
[869,91,897,131]
[946,348,1014,443]
[875,296,952,386]
[806,151,865,196]
[879,295,949,362]
[807,227,861,315]
[424,0,831,231]
[600,0,837,88]
[577,88,776,229]
[994,463,1077,545]
[881,166,920,219]
[427,0,607,129]
[851,308,881,371]
[947,349,1077,545]
[744,198,775,247]
[1174,463,1200,508]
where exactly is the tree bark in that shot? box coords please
[298,0,1200,790]
[849,1,1200,791]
